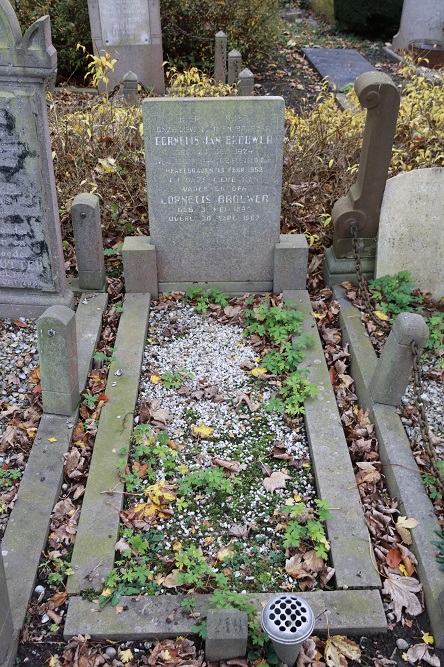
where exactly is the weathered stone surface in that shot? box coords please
[0,1,73,317]
[302,48,375,91]
[143,97,285,290]
[0,549,13,663]
[334,285,444,649]
[37,305,80,416]
[76,292,109,389]
[205,609,248,662]
[375,168,444,298]
[283,290,381,590]
[64,590,387,640]
[274,234,308,292]
[67,293,150,594]
[87,0,164,93]
[393,0,444,51]
[122,235,158,296]
[369,313,429,406]
[71,194,106,292]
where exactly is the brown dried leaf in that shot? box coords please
[285,554,313,580]
[263,470,290,493]
[382,574,422,621]
[405,644,440,666]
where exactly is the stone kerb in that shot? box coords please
[0,548,13,664]
[86,0,165,93]
[0,0,74,318]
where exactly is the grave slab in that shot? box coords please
[375,167,444,299]
[0,2,73,318]
[302,48,376,91]
[334,286,444,649]
[143,97,285,292]
[67,293,150,594]
[64,589,387,640]
[87,0,165,93]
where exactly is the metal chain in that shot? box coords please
[350,222,390,332]
[411,341,444,494]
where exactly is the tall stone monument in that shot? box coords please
[0,0,73,317]
[87,0,165,93]
[393,0,444,51]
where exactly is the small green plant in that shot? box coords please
[431,530,444,570]
[282,498,332,559]
[0,468,22,488]
[161,368,194,389]
[368,271,423,318]
[177,467,232,496]
[40,557,74,587]
[422,460,444,501]
[244,300,317,415]
[77,44,117,99]
[175,545,228,591]
[81,392,98,408]
[185,287,229,313]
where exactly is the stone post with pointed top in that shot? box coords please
[214,31,227,83]
[238,68,255,95]
[228,49,242,85]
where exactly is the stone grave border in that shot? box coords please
[1,293,108,667]
[62,288,387,642]
[333,286,444,649]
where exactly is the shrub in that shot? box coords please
[13,0,91,81]
[334,0,403,39]
[160,0,281,69]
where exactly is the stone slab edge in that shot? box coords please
[64,589,386,641]
[158,282,272,295]
[283,290,382,591]
[67,293,150,594]
[0,294,107,666]
[76,292,109,390]
[333,286,444,648]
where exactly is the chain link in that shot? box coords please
[350,223,444,495]
[350,222,390,332]
[411,341,444,495]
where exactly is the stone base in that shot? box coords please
[68,276,107,294]
[323,246,375,288]
[273,234,308,292]
[122,237,158,298]
[0,289,74,320]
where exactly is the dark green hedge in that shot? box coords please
[334,0,403,39]
[12,0,91,81]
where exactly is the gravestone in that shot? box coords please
[393,0,444,51]
[87,0,165,93]
[302,48,376,91]
[0,0,73,318]
[375,168,444,298]
[142,97,290,293]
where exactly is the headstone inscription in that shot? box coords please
[87,0,165,93]
[375,167,444,299]
[0,0,73,318]
[142,97,287,293]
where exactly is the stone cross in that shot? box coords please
[0,0,74,318]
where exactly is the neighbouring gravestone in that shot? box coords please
[142,96,301,293]
[87,0,165,93]
[375,168,444,298]
[0,0,74,318]
[393,0,444,52]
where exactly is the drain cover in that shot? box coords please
[261,594,315,645]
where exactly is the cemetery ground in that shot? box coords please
[1,8,444,667]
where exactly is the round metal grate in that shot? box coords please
[261,594,315,645]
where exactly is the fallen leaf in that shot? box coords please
[47,437,57,443]
[162,570,181,588]
[285,554,313,580]
[396,516,418,545]
[216,545,234,561]
[213,457,245,476]
[120,648,133,664]
[150,373,162,384]
[374,310,390,321]
[115,538,131,553]
[251,367,268,377]
[382,574,422,621]
[386,546,402,569]
[192,423,214,439]
[422,634,434,646]
[263,470,290,493]
[325,638,347,667]
[228,524,251,538]
[329,636,361,661]
[405,644,440,666]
